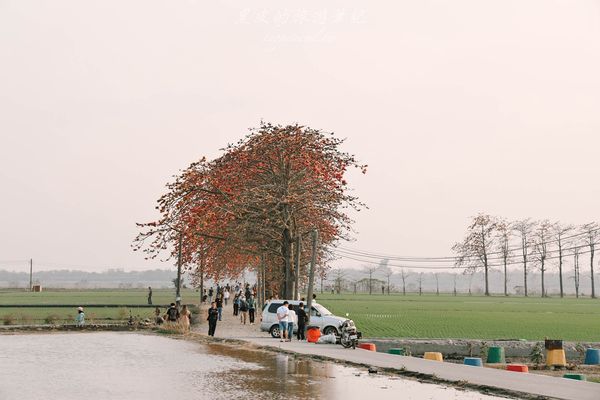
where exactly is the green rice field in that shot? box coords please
[0,288,200,324]
[317,293,600,342]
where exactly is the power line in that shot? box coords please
[337,240,594,264]
[332,247,595,271]
[337,227,600,262]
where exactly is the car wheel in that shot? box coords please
[269,325,281,338]
[323,326,338,336]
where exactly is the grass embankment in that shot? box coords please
[0,288,200,324]
[317,293,600,342]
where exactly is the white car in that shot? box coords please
[260,300,348,338]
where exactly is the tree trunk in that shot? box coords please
[523,257,528,297]
[591,246,596,299]
[199,249,204,304]
[558,243,564,298]
[294,235,301,300]
[541,259,545,298]
[503,259,508,296]
[282,227,293,299]
[574,252,580,298]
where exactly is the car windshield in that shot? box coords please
[312,303,332,316]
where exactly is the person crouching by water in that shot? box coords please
[164,303,179,325]
[180,305,191,332]
[76,306,85,326]
[154,307,164,325]
[207,302,218,336]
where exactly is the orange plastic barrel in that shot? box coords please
[358,343,377,351]
[306,326,321,343]
[506,364,529,373]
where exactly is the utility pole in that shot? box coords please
[29,259,33,291]
[306,229,318,324]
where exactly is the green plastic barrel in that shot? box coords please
[388,348,405,355]
[563,374,586,381]
[487,346,505,363]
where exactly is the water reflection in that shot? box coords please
[0,333,507,400]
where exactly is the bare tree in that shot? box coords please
[331,268,346,294]
[467,270,475,296]
[533,220,551,297]
[377,259,392,294]
[400,269,409,295]
[453,273,458,296]
[513,219,534,297]
[434,273,440,295]
[581,222,599,299]
[573,245,579,298]
[452,214,498,296]
[496,218,512,296]
[553,222,573,298]
[573,246,581,298]
[417,272,424,296]
[363,264,379,295]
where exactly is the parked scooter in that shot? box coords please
[337,315,361,349]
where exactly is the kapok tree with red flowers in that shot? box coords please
[134,122,366,299]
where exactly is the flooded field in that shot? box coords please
[0,332,508,400]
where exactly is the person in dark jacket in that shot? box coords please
[164,303,179,323]
[296,302,308,341]
[207,302,219,336]
[233,293,240,316]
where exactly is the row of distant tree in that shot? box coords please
[452,214,598,298]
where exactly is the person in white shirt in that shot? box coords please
[287,305,297,342]
[276,301,289,342]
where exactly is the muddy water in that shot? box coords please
[0,332,507,400]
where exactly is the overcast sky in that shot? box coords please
[1,1,599,273]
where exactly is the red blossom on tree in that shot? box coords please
[133,122,366,299]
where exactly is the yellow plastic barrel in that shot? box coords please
[423,352,443,362]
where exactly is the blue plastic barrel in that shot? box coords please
[584,349,600,365]
[464,357,483,367]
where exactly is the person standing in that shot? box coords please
[207,302,218,336]
[208,287,214,303]
[147,287,153,305]
[287,305,297,342]
[180,305,191,332]
[75,306,85,326]
[223,289,230,306]
[239,296,248,324]
[276,301,289,342]
[247,295,256,325]
[296,302,308,340]
[233,293,240,316]
[216,296,223,321]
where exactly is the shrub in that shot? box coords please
[530,342,544,367]
[17,313,33,325]
[2,314,16,325]
[117,307,129,321]
[44,314,61,324]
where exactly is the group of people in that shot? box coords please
[155,303,192,331]
[205,282,259,336]
[276,301,308,342]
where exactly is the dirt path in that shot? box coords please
[193,300,265,340]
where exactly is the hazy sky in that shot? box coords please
[1,1,599,272]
